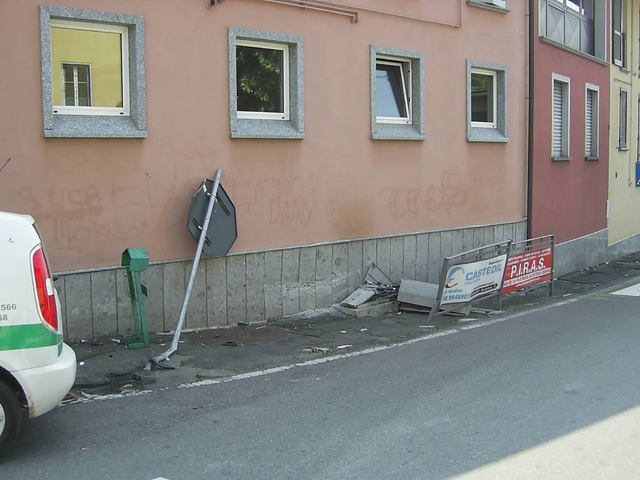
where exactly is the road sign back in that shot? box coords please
[187,180,237,256]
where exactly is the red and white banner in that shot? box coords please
[502,247,552,294]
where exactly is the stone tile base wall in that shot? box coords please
[56,220,527,342]
[554,228,640,277]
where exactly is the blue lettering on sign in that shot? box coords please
[636,163,640,188]
[465,264,502,283]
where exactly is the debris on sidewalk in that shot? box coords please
[339,264,472,319]
[397,279,471,317]
[310,346,331,354]
[338,264,399,318]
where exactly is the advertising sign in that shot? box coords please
[441,254,508,305]
[502,247,552,294]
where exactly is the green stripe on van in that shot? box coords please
[0,324,61,351]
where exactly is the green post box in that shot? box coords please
[121,248,150,349]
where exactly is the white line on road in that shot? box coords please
[67,298,579,403]
[610,282,640,297]
[177,298,579,389]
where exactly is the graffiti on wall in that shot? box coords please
[382,169,467,219]
[225,176,317,229]
[17,182,146,262]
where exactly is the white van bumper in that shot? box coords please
[14,344,77,418]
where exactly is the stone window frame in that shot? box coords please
[466,59,508,143]
[40,5,147,138]
[370,45,425,141]
[228,28,304,139]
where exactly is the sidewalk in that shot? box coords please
[69,252,640,399]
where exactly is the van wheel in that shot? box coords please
[0,382,24,454]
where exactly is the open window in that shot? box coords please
[370,46,424,141]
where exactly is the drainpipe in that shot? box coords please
[527,0,535,240]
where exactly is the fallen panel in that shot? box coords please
[341,287,377,307]
[398,279,471,316]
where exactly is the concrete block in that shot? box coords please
[185,260,207,331]
[493,224,505,244]
[441,230,453,260]
[91,270,117,338]
[116,269,134,336]
[376,237,391,275]
[403,235,417,281]
[389,236,404,282]
[416,234,429,282]
[362,239,377,276]
[462,227,474,252]
[264,251,283,320]
[227,255,247,324]
[347,241,364,294]
[282,248,300,316]
[484,225,495,246]
[473,227,484,249]
[299,247,316,312]
[163,262,185,333]
[206,256,228,327]
[63,273,92,342]
[515,220,526,242]
[452,229,463,257]
[332,243,349,305]
[427,232,442,283]
[140,264,165,333]
[315,245,332,309]
[246,252,266,322]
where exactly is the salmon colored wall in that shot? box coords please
[0,0,528,272]
[531,38,610,244]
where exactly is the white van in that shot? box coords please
[0,211,76,453]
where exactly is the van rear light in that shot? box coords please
[32,246,58,331]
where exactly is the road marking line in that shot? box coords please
[610,282,640,297]
[67,297,580,402]
[178,299,579,390]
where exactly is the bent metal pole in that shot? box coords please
[152,168,222,364]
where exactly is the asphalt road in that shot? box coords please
[3,287,640,479]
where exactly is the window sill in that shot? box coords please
[230,118,305,139]
[618,147,630,152]
[467,127,508,143]
[585,156,600,161]
[466,1,509,14]
[44,115,147,138]
[552,156,571,162]
[372,123,425,141]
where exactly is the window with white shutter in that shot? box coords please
[585,85,599,159]
[552,74,570,160]
[620,88,628,149]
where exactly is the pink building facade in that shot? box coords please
[0,0,528,340]
[531,0,611,272]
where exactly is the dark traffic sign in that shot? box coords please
[187,180,237,256]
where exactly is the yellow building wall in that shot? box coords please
[608,0,640,245]
[51,27,123,107]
